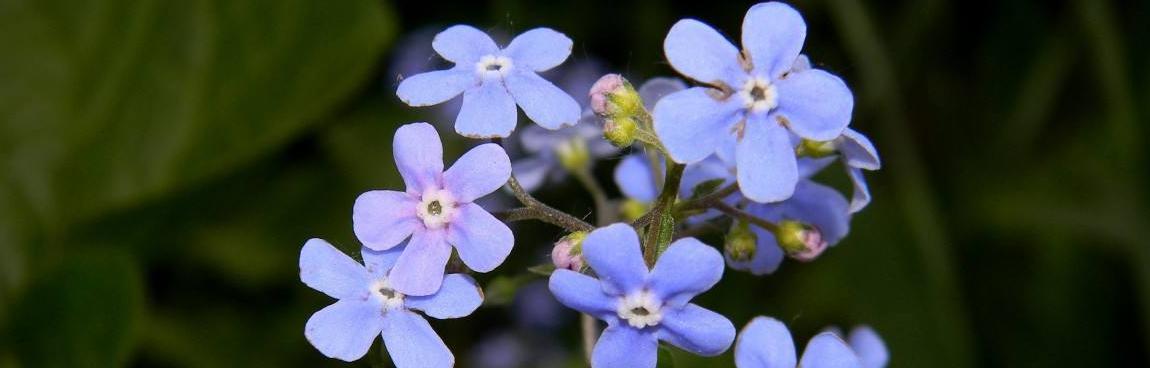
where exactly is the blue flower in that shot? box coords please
[353,123,513,296]
[735,316,862,368]
[548,224,736,368]
[299,239,482,366]
[397,25,582,138]
[654,2,854,203]
[833,129,881,213]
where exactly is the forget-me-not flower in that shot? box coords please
[735,316,862,368]
[300,239,482,366]
[353,122,513,296]
[397,25,581,138]
[654,2,854,203]
[548,223,736,368]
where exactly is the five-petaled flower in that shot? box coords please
[353,122,513,296]
[654,2,854,203]
[300,239,482,366]
[397,25,582,138]
[548,223,736,368]
[735,316,865,368]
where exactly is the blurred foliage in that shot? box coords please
[1,0,1148,367]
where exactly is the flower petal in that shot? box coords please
[506,70,582,130]
[456,80,517,138]
[396,67,476,107]
[362,244,406,279]
[663,19,743,86]
[503,28,572,72]
[433,25,499,64]
[511,155,553,192]
[300,239,371,300]
[405,273,483,319]
[381,309,454,368]
[658,304,736,356]
[799,332,862,368]
[742,2,807,78]
[838,128,880,170]
[783,180,850,245]
[614,154,659,203]
[592,326,658,368]
[647,238,724,306]
[679,156,734,199]
[304,299,383,362]
[353,190,420,251]
[737,117,798,203]
[548,269,618,320]
[638,77,687,110]
[443,143,511,203]
[848,326,889,368]
[389,229,452,296]
[582,223,649,295]
[446,203,514,272]
[776,69,853,141]
[735,316,797,368]
[393,123,444,193]
[653,87,743,164]
[846,167,872,214]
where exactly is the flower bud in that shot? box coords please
[555,137,590,172]
[589,74,641,118]
[775,220,828,262]
[602,117,638,147]
[724,222,758,262]
[619,199,649,222]
[796,138,837,158]
[551,231,588,271]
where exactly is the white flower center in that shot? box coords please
[739,76,778,113]
[416,188,457,229]
[370,278,405,310]
[616,290,663,329]
[475,54,513,79]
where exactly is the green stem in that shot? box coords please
[642,163,684,267]
[498,176,595,232]
[711,201,778,233]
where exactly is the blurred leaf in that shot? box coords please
[656,346,677,368]
[527,263,556,276]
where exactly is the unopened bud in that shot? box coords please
[589,74,641,118]
[620,199,649,222]
[551,231,588,271]
[796,139,837,158]
[724,222,758,262]
[775,220,828,262]
[555,137,590,171]
[603,117,638,147]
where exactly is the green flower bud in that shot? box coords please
[775,220,828,262]
[725,221,758,262]
[603,117,638,147]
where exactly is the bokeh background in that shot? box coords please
[2,0,1148,366]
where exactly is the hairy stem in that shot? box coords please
[498,176,595,232]
[711,201,778,233]
[642,163,685,266]
[676,183,740,212]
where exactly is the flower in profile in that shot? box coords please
[735,316,863,368]
[654,2,854,203]
[396,25,581,138]
[353,123,513,296]
[300,239,482,366]
[548,224,736,368]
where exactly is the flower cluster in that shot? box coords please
[298,2,888,367]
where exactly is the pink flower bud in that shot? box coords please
[776,220,828,262]
[789,226,827,262]
[589,74,626,116]
[551,237,585,271]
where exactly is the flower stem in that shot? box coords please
[710,201,778,233]
[498,176,595,232]
[675,183,740,212]
[642,162,685,267]
[580,313,597,362]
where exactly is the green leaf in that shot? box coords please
[688,178,726,200]
[655,212,675,256]
[527,263,557,276]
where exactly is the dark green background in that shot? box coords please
[1,0,1147,366]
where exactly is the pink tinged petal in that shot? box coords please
[299,239,371,300]
[362,245,406,279]
[396,67,477,107]
[581,223,649,295]
[652,87,744,164]
[381,310,454,368]
[799,332,863,368]
[443,143,511,203]
[456,80,517,138]
[735,316,797,368]
[848,326,889,368]
[405,274,483,319]
[775,69,854,141]
[393,123,445,193]
[433,24,499,64]
[647,238,724,307]
[304,299,384,362]
[742,2,807,78]
[447,203,513,272]
[389,229,452,296]
[663,19,743,86]
[737,117,798,203]
[548,269,618,320]
[657,303,736,356]
[503,28,573,72]
[505,70,582,130]
[592,326,659,368]
[353,190,420,251]
[846,167,872,214]
[838,128,881,170]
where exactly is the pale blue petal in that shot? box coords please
[582,223,648,295]
[725,224,785,276]
[443,143,511,203]
[503,28,573,72]
[783,180,850,245]
[846,167,872,214]
[716,131,738,167]
[511,156,554,192]
[506,70,582,130]
[396,67,476,106]
[647,238,724,307]
[381,310,454,368]
[446,203,514,272]
[663,19,743,86]
[389,229,452,296]
[393,123,444,193]
[838,128,880,170]
[799,332,862,368]
[405,273,483,319]
[614,154,658,203]
[456,80,517,138]
[353,190,420,251]
[548,269,618,320]
[519,123,569,153]
[592,326,658,368]
[737,116,798,203]
[735,316,797,368]
[638,77,687,110]
[433,25,498,64]
[742,2,807,78]
[657,303,735,356]
[304,299,383,362]
[848,326,889,368]
[678,156,734,199]
[362,244,406,279]
[776,69,853,141]
[653,87,743,164]
[300,239,371,300]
